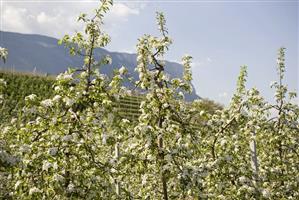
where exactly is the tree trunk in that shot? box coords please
[158,118,168,200]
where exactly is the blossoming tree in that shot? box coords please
[192,49,298,199]
[117,12,211,199]
[0,0,298,199]
[1,0,131,199]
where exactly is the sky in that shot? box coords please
[0,0,298,105]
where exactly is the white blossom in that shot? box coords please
[110,168,117,173]
[25,94,37,101]
[56,73,73,81]
[142,175,147,185]
[199,110,205,116]
[63,97,75,107]
[262,189,270,198]
[10,117,17,124]
[19,144,31,153]
[29,187,42,195]
[0,47,8,59]
[42,160,52,171]
[238,176,247,184]
[62,135,73,142]
[162,103,169,109]
[54,86,61,91]
[67,183,75,192]
[93,102,99,107]
[53,95,62,102]
[2,126,10,134]
[102,132,107,144]
[53,162,58,170]
[41,99,53,108]
[54,174,64,182]
[126,89,132,96]
[119,66,127,75]
[178,91,184,98]
[80,71,88,78]
[121,119,130,124]
[161,74,169,81]
[220,139,227,146]
[14,180,22,190]
[0,78,7,86]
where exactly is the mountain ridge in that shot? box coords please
[0,31,199,100]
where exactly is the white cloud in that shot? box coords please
[37,12,56,24]
[110,3,139,19]
[2,6,32,32]
[2,2,145,39]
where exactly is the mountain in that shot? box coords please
[0,31,199,100]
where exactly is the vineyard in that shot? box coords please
[0,71,54,122]
[0,70,145,122]
[0,70,218,125]
[0,0,298,199]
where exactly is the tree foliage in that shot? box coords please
[0,1,298,199]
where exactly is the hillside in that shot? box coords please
[0,71,143,123]
[0,71,221,126]
[0,71,54,122]
[0,31,199,101]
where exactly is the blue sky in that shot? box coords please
[1,0,298,105]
